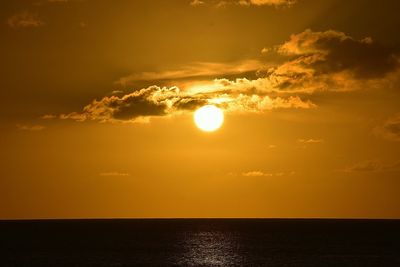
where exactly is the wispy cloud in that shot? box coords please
[298,138,324,144]
[190,0,205,6]
[340,160,400,173]
[238,0,296,7]
[99,172,130,177]
[16,124,45,131]
[41,114,57,119]
[192,0,296,8]
[7,12,44,28]
[36,0,84,4]
[241,170,295,177]
[47,0,69,2]
[375,114,400,142]
[242,171,273,177]
[116,60,264,86]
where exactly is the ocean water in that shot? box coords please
[1,219,399,266]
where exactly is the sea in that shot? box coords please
[1,219,399,266]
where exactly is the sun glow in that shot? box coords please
[194,105,224,132]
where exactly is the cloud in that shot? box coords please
[261,47,270,54]
[266,29,399,93]
[375,114,400,142]
[53,29,399,124]
[59,85,314,123]
[109,90,124,95]
[35,0,86,3]
[116,60,264,86]
[41,114,57,119]
[7,12,44,28]
[33,0,86,6]
[190,0,205,6]
[341,160,400,173]
[278,30,398,79]
[60,86,206,123]
[298,138,324,144]
[16,124,45,131]
[99,172,130,177]
[241,171,295,177]
[242,171,273,177]
[238,0,296,6]
[120,29,399,96]
[191,0,296,8]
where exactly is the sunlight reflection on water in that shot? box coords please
[175,231,242,266]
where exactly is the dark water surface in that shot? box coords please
[1,219,399,266]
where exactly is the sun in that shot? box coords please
[194,105,224,132]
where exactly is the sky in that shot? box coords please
[1,0,400,219]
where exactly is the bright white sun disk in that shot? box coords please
[194,105,224,132]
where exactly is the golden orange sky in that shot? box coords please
[1,0,400,219]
